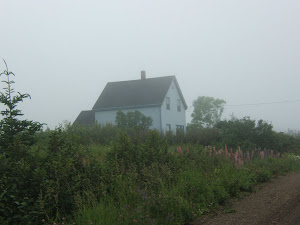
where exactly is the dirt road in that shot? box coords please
[193,172,300,225]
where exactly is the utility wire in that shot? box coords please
[186,99,300,112]
[224,99,300,107]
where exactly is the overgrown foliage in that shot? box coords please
[73,135,300,225]
[215,117,300,153]
[115,110,153,131]
[65,122,120,145]
[1,126,299,224]
[215,117,274,150]
[163,117,300,154]
[0,127,102,224]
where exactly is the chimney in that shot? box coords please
[141,70,146,80]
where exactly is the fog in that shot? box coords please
[1,0,299,131]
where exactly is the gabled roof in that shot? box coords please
[92,76,187,110]
[74,110,95,125]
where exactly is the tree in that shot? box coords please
[0,60,43,151]
[115,110,153,130]
[191,96,226,128]
[215,116,277,150]
[215,116,257,149]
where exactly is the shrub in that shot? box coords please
[65,122,120,145]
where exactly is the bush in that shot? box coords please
[186,124,219,145]
[0,127,105,224]
[0,151,42,224]
[64,122,120,145]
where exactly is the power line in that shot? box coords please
[224,100,300,107]
[186,99,300,112]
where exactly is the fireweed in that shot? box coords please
[2,130,298,225]
[73,138,299,225]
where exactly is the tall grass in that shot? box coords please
[70,133,300,225]
[1,128,299,225]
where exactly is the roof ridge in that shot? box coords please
[107,75,175,84]
[92,75,179,110]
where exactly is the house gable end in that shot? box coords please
[172,77,187,110]
[161,78,186,133]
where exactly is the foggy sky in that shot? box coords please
[1,0,300,131]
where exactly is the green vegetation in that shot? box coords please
[191,96,226,128]
[0,63,299,224]
[1,127,299,225]
[115,110,153,131]
[0,60,43,153]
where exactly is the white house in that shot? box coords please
[75,71,187,133]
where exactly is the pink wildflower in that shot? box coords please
[237,159,242,168]
[177,146,183,154]
[260,151,265,159]
[238,147,243,159]
[246,151,250,161]
[234,152,238,162]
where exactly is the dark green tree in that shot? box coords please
[0,60,43,152]
[215,116,277,150]
[215,116,257,149]
[115,110,153,130]
[191,96,226,128]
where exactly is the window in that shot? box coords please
[166,124,171,132]
[177,99,181,112]
[166,97,170,110]
[176,125,184,134]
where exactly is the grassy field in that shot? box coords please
[51,133,300,225]
[1,129,300,225]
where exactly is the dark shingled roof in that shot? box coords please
[92,76,187,110]
[74,110,95,125]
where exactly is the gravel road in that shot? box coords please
[192,172,300,225]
